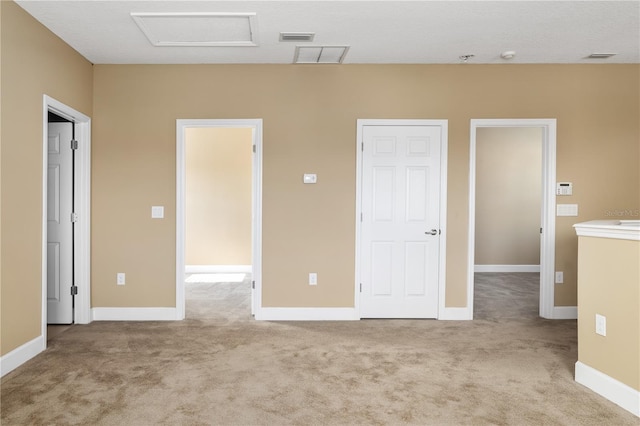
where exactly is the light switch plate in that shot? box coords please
[555,271,563,284]
[303,174,317,184]
[595,314,606,336]
[151,206,164,219]
[556,204,578,217]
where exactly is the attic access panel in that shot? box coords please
[131,12,258,47]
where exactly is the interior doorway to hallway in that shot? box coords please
[473,127,542,319]
[176,119,263,320]
[468,119,557,320]
[184,127,253,320]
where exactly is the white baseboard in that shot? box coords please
[0,335,45,377]
[92,307,178,321]
[185,265,252,273]
[552,306,578,320]
[439,307,473,320]
[474,264,541,273]
[575,361,640,417]
[255,307,358,321]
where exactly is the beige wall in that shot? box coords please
[475,127,542,266]
[1,4,639,357]
[577,236,639,390]
[185,127,252,266]
[0,1,93,355]
[91,63,639,309]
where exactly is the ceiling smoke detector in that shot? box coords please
[279,32,315,42]
[501,51,516,60]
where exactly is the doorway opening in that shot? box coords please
[42,95,92,346]
[184,127,253,320]
[176,119,262,320]
[473,127,542,320]
[468,119,557,320]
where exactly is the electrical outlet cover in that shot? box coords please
[309,273,317,285]
[595,314,606,336]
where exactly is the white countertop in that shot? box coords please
[574,220,640,241]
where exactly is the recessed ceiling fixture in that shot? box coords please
[459,54,475,63]
[279,32,315,42]
[131,12,258,47]
[294,46,350,64]
[500,51,516,60]
[587,53,617,59]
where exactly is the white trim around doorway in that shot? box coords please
[42,96,92,330]
[468,119,561,320]
[176,119,263,320]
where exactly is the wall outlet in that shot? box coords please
[555,271,564,284]
[309,273,317,286]
[595,314,606,336]
[151,206,164,219]
[117,273,126,285]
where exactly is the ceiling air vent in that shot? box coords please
[279,32,315,42]
[294,45,350,64]
[587,53,617,59]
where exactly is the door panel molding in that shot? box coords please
[47,122,74,323]
[468,119,558,320]
[355,119,448,319]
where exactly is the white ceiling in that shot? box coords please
[15,1,640,64]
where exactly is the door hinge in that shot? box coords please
[252,145,256,153]
[252,280,255,289]
[540,227,543,234]
[361,212,363,222]
[71,140,78,150]
[361,142,364,152]
[71,212,79,223]
[71,285,78,296]
[359,283,362,293]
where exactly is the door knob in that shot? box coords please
[426,229,438,235]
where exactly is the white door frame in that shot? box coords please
[42,95,92,340]
[355,119,448,319]
[176,119,263,320]
[468,119,557,319]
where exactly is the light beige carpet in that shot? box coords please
[1,273,637,425]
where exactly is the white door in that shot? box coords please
[360,124,442,318]
[47,122,74,324]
